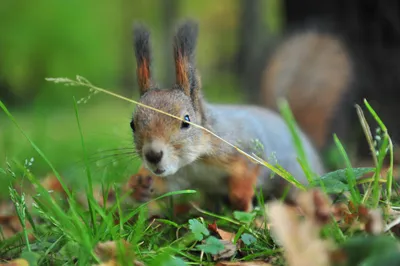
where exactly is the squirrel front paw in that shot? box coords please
[132,173,154,202]
[125,166,157,202]
[125,166,168,203]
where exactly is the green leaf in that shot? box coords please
[0,168,6,175]
[340,235,400,266]
[161,256,187,266]
[197,236,225,255]
[317,179,349,194]
[233,211,256,224]
[20,251,40,266]
[241,233,256,246]
[148,249,187,266]
[362,253,400,266]
[59,241,80,259]
[188,219,209,241]
[311,167,375,194]
[319,167,375,183]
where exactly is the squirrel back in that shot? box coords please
[260,30,353,150]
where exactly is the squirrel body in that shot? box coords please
[131,20,325,212]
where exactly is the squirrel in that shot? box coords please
[260,30,354,153]
[129,20,325,213]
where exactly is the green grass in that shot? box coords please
[1,79,400,265]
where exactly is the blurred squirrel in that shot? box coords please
[260,30,353,154]
[128,20,325,213]
[259,29,400,172]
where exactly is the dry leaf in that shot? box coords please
[41,174,65,194]
[216,261,272,266]
[268,190,334,266]
[94,240,144,266]
[212,239,237,260]
[0,259,29,266]
[364,209,384,235]
[331,201,384,234]
[208,221,236,242]
[0,215,34,241]
[96,260,144,266]
[296,189,332,225]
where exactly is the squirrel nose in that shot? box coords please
[145,150,163,164]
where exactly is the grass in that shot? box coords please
[1,77,400,265]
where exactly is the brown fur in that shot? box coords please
[261,31,352,149]
[137,58,151,94]
[175,54,191,96]
[227,157,260,212]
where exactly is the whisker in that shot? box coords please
[89,156,139,177]
[89,147,135,156]
[87,151,138,162]
[72,151,139,167]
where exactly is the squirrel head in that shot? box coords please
[131,20,209,177]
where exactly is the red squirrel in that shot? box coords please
[128,20,325,213]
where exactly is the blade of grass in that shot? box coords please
[122,190,196,224]
[364,99,394,205]
[0,100,73,200]
[333,134,361,204]
[278,98,314,182]
[73,97,97,235]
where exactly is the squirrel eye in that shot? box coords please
[181,115,190,129]
[130,120,135,132]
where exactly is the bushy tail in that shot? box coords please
[260,30,353,149]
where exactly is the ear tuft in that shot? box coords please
[173,20,199,96]
[133,23,153,95]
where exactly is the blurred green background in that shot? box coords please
[0,0,284,195]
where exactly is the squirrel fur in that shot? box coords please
[260,30,353,151]
[130,20,325,212]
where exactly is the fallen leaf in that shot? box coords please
[94,240,144,266]
[268,190,335,266]
[0,259,29,266]
[216,261,272,266]
[296,189,332,225]
[208,221,235,242]
[212,239,237,260]
[40,174,65,194]
[96,260,144,266]
[364,209,384,235]
[0,215,34,241]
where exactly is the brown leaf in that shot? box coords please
[212,239,237,260]
[208,221,236,242]
[96,260,144,266]
[268,190,334,266]
[0,215,34,241]
[41,174,65,194]
[330,201,384,234]
[216,261,272,266]
[0,259,29,266]
[94,240,144,266]
[365,209,384,235]
[295,189,332,225]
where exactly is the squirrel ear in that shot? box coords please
[173,20,200,97]
[133,23,153,95]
